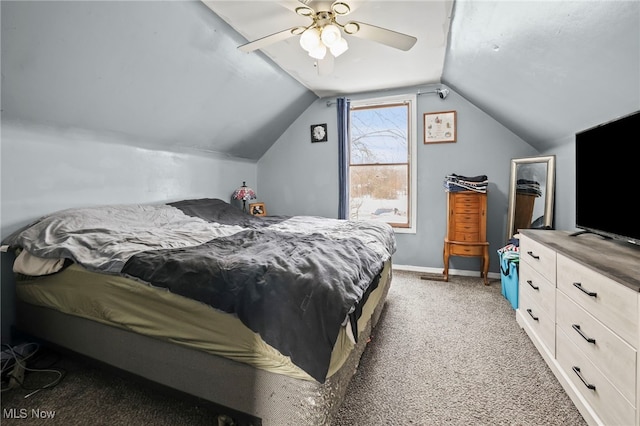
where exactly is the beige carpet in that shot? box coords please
[1,270,586,425]
[334,270,586,425]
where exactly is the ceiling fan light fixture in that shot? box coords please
[308,44,327,60]
[329,37,348,57]
[300,28,322,52]
[320,24,341,47]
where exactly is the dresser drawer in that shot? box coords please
[519,290,555,355]
[454,206,479,215]
[557,253,638,346]
[453,220,479,241]
[454,213,479,223]
[556,290,636,404]
[452,232,480,242]
[557,328,636,426]
[519,260,555,318]
[519,234,556,284]
[454,195,480,207]
[449,244,485,256]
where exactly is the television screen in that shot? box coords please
[575,110,640,245]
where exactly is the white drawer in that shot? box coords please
[519,235,556,284]
[557,328,636,426]
[519,260,555,318]
[557,253,638,346]
[556,290,636,404]
[519,289,555,355]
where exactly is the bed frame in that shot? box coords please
[14,263,392,425]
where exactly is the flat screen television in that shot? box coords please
[575,110,640,245]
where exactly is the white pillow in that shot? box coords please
[13,250,66,276]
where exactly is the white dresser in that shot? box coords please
[516,230,640,426]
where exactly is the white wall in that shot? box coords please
[0,119,257,343]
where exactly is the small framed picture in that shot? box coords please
[249,202,266,217]
[424,110,457,144]
[310,123,328,143]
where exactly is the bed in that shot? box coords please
[2,198,396,425]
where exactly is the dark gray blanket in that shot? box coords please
[4,198,396,382]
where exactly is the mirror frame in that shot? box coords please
[506,155,556,240]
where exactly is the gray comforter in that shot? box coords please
[4,198,396,382]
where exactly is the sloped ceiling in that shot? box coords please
[0,1,317,161]
[202,0,454,98]
[444,1,640,150]
[1,1,639,160]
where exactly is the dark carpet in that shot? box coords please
[1,270,586,425]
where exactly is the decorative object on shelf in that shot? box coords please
[249,202,267,217]
[311,123,328,143]
[424,110,457,144]
[232,181,256,212]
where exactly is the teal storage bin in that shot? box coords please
[500,252,519,309]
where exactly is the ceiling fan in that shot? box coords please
[238,0,417,72]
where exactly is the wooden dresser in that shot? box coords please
[517,229,640,426]
[443,191,489,285]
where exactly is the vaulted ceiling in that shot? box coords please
[202,1,454,98]
[1,1,639,160]
[202,0,640,151]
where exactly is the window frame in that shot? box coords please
[349,93,417,234]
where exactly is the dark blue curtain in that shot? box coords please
[337,97,350,219]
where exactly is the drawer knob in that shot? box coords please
[572,366,596,391]
[571,324,596,344]
[527,280,539,290]
[526,250,540,260]
[526,308,539,321]
[573,282,598,298]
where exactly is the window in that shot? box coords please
[349,94,417,233]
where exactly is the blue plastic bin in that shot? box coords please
[500,252,519,309]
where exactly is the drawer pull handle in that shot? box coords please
[573,282,597,298]
[572,366,596,391]
[527,280,539,290]
[526,308,539,321]
[572,324,596,344]
[526,251,540,260]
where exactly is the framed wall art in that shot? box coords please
[424,110,457,144]
[249,202,267,217]
[310,123,328,143]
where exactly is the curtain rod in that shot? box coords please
[326,88,447,107]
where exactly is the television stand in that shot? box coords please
[516,229,640,426]
[568,229,611,239]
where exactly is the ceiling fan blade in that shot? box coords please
[345,21,417,51]
[238,27,304,53]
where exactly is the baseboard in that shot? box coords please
[392,264,500,280]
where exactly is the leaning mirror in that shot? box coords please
[506,155,556,240]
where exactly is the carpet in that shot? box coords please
[0,270,586,425]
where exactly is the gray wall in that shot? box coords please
[541,137,576,234]
[0,120,257,343]
[258,85,540,274]
[0,1,316,161]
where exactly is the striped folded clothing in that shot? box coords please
[443,173,488,193]
[516,179,542,197]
